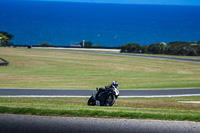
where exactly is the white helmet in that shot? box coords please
[112,81,118,88]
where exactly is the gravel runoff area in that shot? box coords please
[0,114,200,133]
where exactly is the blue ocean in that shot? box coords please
[1,1,200,47]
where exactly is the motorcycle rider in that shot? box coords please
[94,81,118,100]
[105,81,118,90]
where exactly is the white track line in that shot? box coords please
[0,95,90,98]
[1,94,200,98]
[120,94,200,98]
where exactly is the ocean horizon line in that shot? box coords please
[23,0,200,6]
[3,0,200,7]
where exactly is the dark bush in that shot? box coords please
[80,41,93,47]
[120,41,200,56]
[36,42,54,47]
[120,43,143,53]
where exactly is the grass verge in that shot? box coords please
[0,47,200,89]
[0,97,200,122]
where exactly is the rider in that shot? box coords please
[105,81,118,90]
[94,81,118,99]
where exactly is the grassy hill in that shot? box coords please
[0,47,200,89]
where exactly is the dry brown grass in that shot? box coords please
[116,98,200,111]
[0,47,200,89]
[1,47,200,74]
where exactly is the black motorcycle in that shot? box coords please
[88,87,119,106]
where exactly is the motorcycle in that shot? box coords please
[88,87,119,106]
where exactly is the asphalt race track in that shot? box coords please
[65,50,200,63]
[0,114,200,133]
[0,88,200,97]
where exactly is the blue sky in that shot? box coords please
[38,0,200,6]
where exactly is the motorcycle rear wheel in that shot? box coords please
[87,96,95,106]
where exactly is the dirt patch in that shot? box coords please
[178,101,200,104]
[0,58,9,66]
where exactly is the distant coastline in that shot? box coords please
[12,40,200,56]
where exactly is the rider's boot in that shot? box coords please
[92,92,96,100]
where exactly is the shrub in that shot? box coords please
[120,43,143,53]
[36,42,54,47]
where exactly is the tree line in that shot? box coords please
[120,41,200,56]
[0,31,101,48]
[1,31,200,56]
[0,31,14,46]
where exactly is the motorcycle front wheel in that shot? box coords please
[105,94,116,106]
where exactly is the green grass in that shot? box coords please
[0,47,200,89]
[0,97,200,121]
[1,47,200,121]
